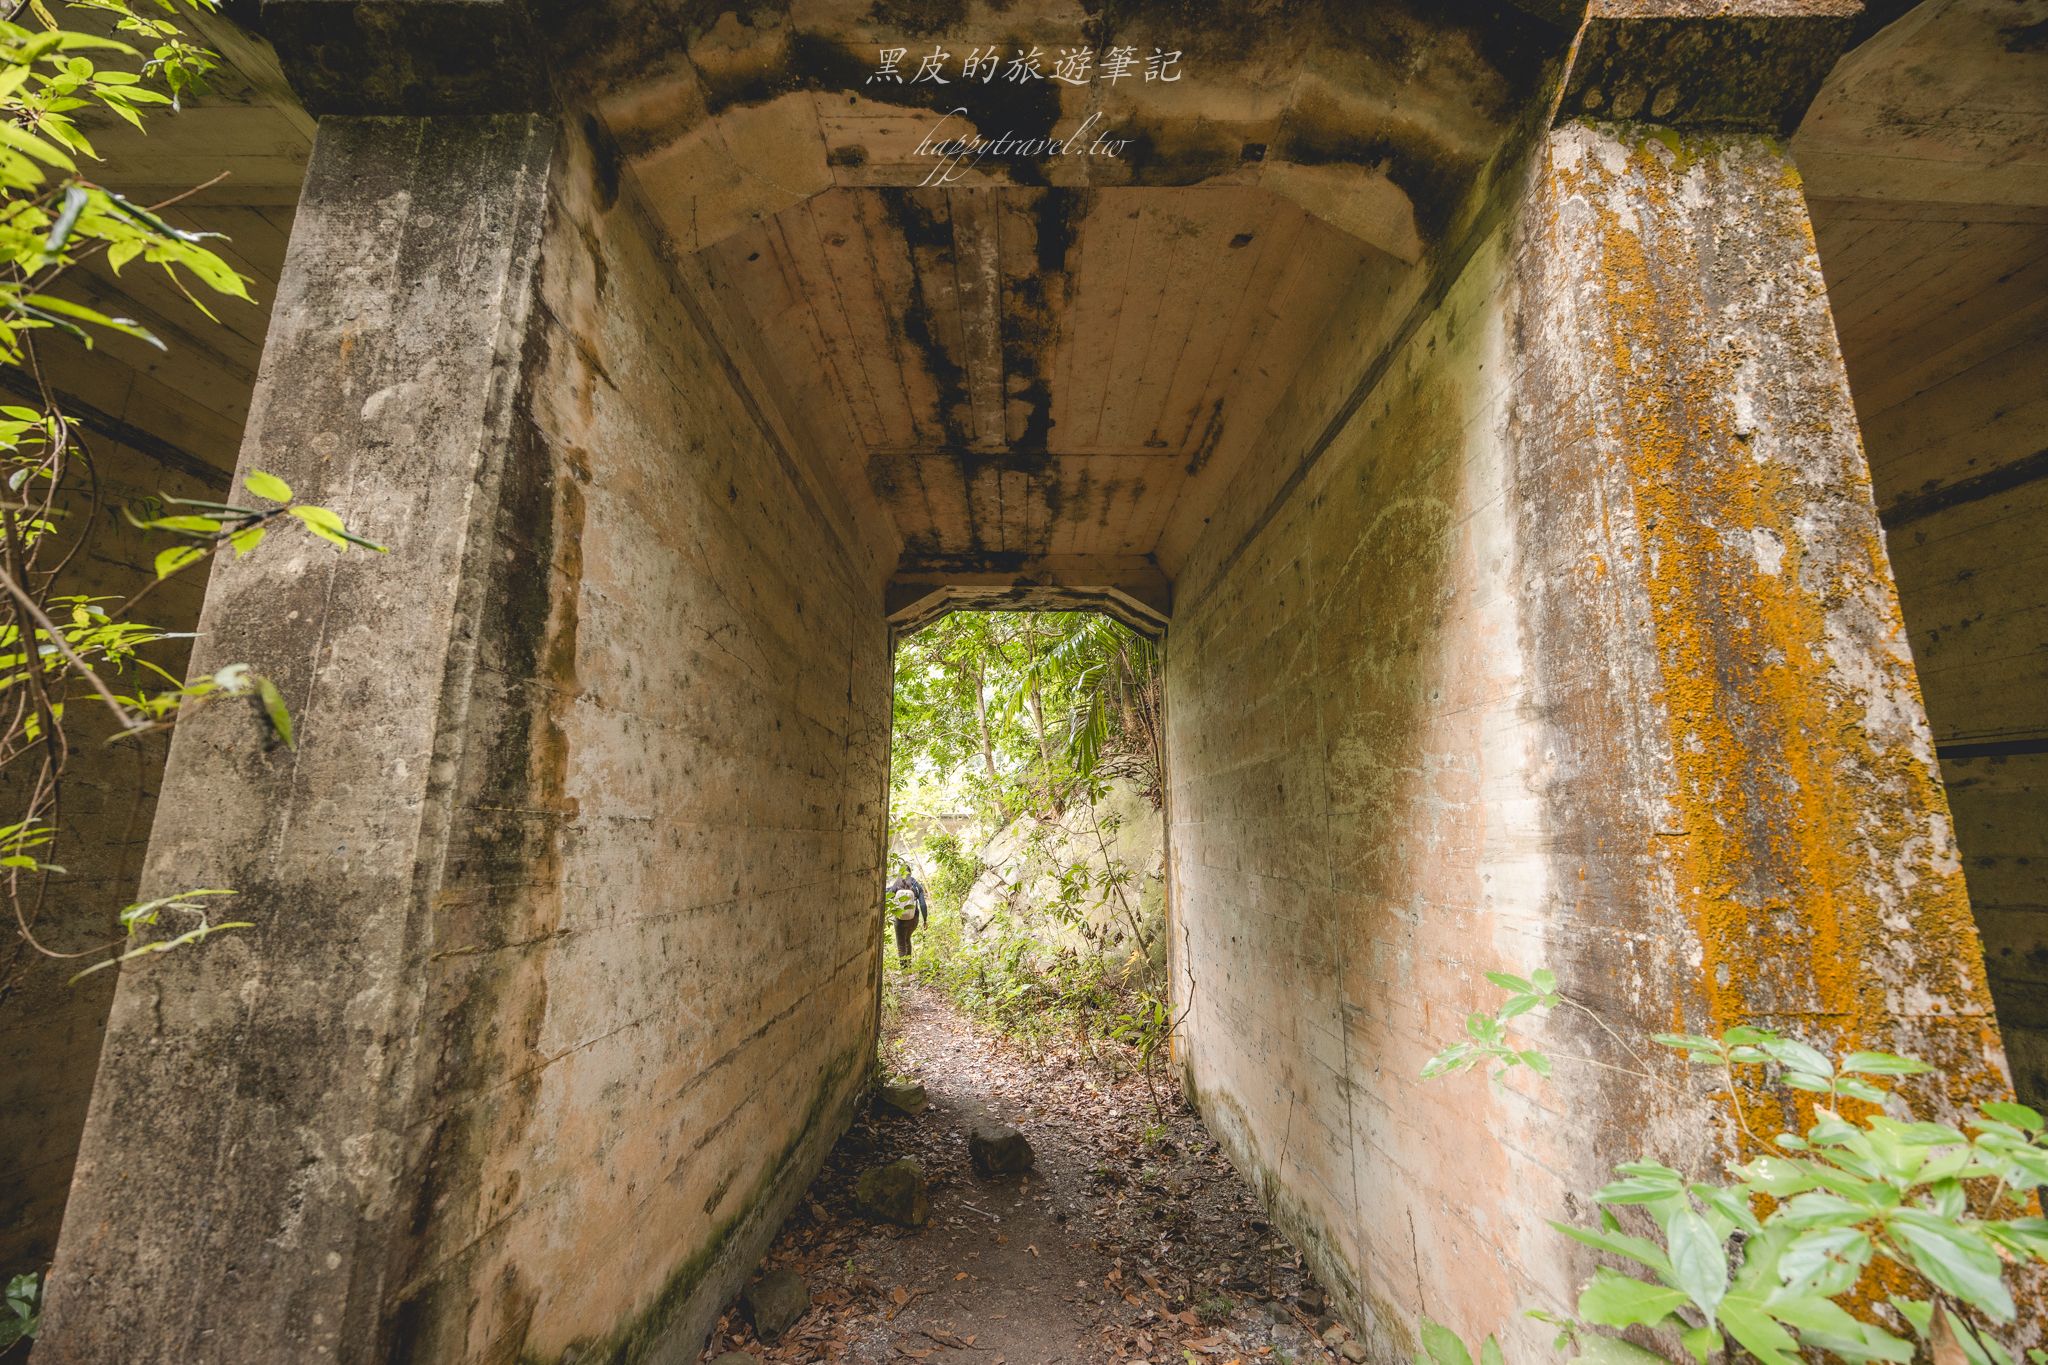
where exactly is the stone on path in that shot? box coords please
[855,1157,930,1226]
[968,1121,1034,1177]
[741,1267,810,1341]
[877,1081,928,1116]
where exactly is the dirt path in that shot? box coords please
[697,979,1352,1365]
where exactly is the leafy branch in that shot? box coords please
[1417,970,2048,1365]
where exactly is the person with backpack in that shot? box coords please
[884,862,928,961]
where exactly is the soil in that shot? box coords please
[697,978,1351,1365]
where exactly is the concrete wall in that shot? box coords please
[1164,119,2011,1360]
[39,114,893,1365]
[385,121,895,1363]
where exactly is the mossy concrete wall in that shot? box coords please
[38,113,892,1365]
[1163,118,2015,1361]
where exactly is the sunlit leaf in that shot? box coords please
[244,469,291,502]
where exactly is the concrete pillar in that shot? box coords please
[37,113,561,1362]
[1509,113,2007,1146]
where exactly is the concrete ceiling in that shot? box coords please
[584,0,1575,612]
[1795,0,2048,701]
[697,184,1401,572]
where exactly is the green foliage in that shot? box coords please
[1418,970,2048,1365]
[891,611,1170,1091]
[921,831,980,920]
[891,609,1162,822]
[0,1272,34,1352]
[0,2,234,362]
[905,906,1137,1053]
[1,6,380,985]
[1416,1315,1507,1365]
[1011,610,1162,800]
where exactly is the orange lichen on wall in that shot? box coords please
[1546,122,2006,1129]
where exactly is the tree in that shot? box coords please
[890,609,1163,827]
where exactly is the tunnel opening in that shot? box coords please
[884,608,1170,1057]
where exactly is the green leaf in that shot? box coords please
[288,503,371,551]
[1596,1162,1686,1204]
[1568,1336,1671,1365]
[1764,1295,1914,1363]
[0,119,75,172]
[244,469,292,502]
[1422,1043,1476,1079]
[1692,1182,1762,1236]
[1577,1268,1689,1328]
[152,543,206,579]
[69,918,255,985]
[1679,1325,1722,1364]
[1666,1207,1728,1321]
[1779,1226,1871,1298]
[1980,1101,2044,1133]
[1983,1216,2048,1260]
[1889,1217,2015,1320]
[255,674,293,749]
[138,513,221,534]
[1763,1038,1835,1077]
[1718,1295,1802,1365]
[228,525,265,557]
[1842,1050,1933,1077]
[1552,1220,1674,1278]
[1419,1318,1474,1365]
[1887,1297,1933,1335]
[1773,1191,1869,1228]
[1480,1338,1504,1365]
[1484,971,1534,995]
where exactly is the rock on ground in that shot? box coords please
[854,1157,929,1226]
[967,1121,1034,1177]
[876,1081,927,1116]
[740,1267,809,1341]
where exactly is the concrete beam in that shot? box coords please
[258,0,547,115]
[886,556,1171,639]
[1557,0,1865,133]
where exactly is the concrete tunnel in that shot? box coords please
[2,0,2044,1360]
